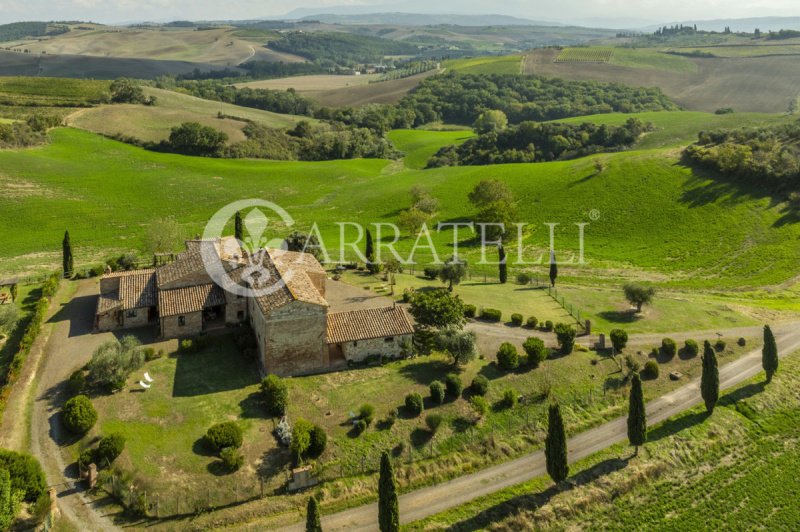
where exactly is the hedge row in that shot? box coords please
[0,273,60,415]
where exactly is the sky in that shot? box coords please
[0,0,798,26]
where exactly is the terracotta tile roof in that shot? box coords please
[120,271,156,309]
[249,248,327,314]
[155,250,208,288]
[158,284,225,317]
[101,268,155,280]
[326,306,414,344]
[97,290,121,314]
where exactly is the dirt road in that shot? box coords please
[285,323,800,531]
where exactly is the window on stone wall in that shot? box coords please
[178,315,186,326]
[237,310,245,320]
[385,337,394,343]
[126,309,137,318]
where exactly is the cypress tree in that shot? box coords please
[306,496,322,532]
[62,230,74,278]
[627,372,646,455]
[762,325,779,383]
[365,229,377,273]
[549,251,558,287]
[545,402,568,484]
[234,211,243,242]
[378,451,399,532]
[701,340,719,414]
[498,244,507,284]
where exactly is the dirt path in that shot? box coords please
[284,325,800,531]
[27,279,119,531]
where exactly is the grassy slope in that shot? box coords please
[443,55,522,75]
[609,47,697,73]
[0,124,798,289]
[387,129,475,169]
[408,350,800,531]
[0,76,109,106]
[66,87,312,143]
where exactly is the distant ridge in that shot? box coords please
[284,10,563,27]
[643,16,800,33]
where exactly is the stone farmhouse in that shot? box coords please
[95,238,414,376]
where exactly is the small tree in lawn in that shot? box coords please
[408,290,466,330]
[261,374,288,417]
[554,323,576,355]
[627,372,646,456]
[436,327,478,367]
[762,325,779,383]
[701,341,719,414]
[545,402,568,484]
[306,496,322,532]
[498,245,507,284]
[610,329,628,352]
[438,256,467,292]
[365,229,378,273]
[234,211,243,242]
[549,251,557,287]
[623,283,656,313]
[523,337,547,367]
[378,451,399,532]
[62,230,74,278]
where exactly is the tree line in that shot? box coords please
[428,116,651,167]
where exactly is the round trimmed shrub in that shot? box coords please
[308,425,327,457]
[642,360,660,379]
[260,374,288,417]
[684,339,699,357]
[555,323,577,354]
[737,337,746,347]
[444,373,463,398]
[96,433,126,465]
[501,388,518,409]
[220,447,244,471]
[205,422,243,452]
[526,316,538,329]
[63,395,97,435]
[523,337,547,367]
[405,393,424,416]
[481,308,502,322]
[715,339,727,352]
[661,338,677,359]
[510,313,523,326]
[471,375,489,396]
[429,380,445,404]
[463,304,477,318]
[67,370,86,396]
[497,342,519,370]
[516,272,532,285]
[610,329,628,352]
[544,320,554,332]
[423,267,440,280]
[425,414,443,433]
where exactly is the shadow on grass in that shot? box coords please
[172,336,260,397]
[597,309,644,324]
[398,358,453,385]
[451,416,475,433]
[192,437,217,458]
[207,460,236,476]
[410,427,433,449]
[239,392,267,419]
[448,456,631,531]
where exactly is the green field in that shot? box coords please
[1,123,799,290]
[409,350,800,530]
[674,43,800,58]
[387,129,474,169]
[609,47,697,73]
[443,55,522,75]
[0,76,110,106]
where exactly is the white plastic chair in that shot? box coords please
[144,372,154,383]
[139,381,151,389]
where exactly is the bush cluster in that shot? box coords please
[429,380,445,404]
[480,308,502,322]
[205,422,243,452]
[63,395,97,434]
[471,375,489,396]
[405,393,424,416]
[261,374,288,417]
[510,313,523,326]
[497,342,519,370]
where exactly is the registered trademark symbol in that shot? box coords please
[589,209,601,221]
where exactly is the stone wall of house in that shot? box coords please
[122,308,149,329]
[161,311,202,339]
[257,301,328,376]
[341,334,411,363]
[225,296,248,324]
[96,311,120,332]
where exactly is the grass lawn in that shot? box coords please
[407,349,800,531]
[387,129,475,169]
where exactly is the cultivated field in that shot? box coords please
[442,55,523,74]
[525,47,800,113]
[234,74,380,91]
[66,87,311,143]
[0,24,304,65]
[0,76,109,106]
[555,48,613,63]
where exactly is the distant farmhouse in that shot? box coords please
[95,238,414,376]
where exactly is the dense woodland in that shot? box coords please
[397,73,678,126]
[428,118,651,167]
[268,32,419,68]
[685,122,800,194]
[0,21,65,42]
